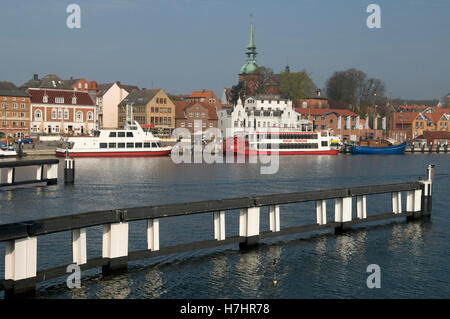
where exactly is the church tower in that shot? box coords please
[238,19,263,97]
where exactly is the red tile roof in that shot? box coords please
[393,112,420,124]
[28,89,95,106]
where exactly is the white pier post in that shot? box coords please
[46,163,58,184]
[72,228,87,265]
[406,190,414,212]
[392,192,402,214]
[335,197,352,233]
[36,165,43,181]
[214,211,226,240]
[269,205,280,231]
[147,219,160,251]
[356,195,367,219]
[239,207,260,249]
[315,200,327,225]
[5,236,37,294]
[414,189,422,212]
[7,167,14,184]
[102,222,129,258]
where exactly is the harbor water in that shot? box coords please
[0,154,449,298]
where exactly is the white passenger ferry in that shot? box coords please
[223,129,338,155]
[55,120,171,157]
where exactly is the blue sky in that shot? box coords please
[1,0,449,100]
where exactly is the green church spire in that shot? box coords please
[240,17,258,75]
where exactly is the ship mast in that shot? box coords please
[125,102,134,129]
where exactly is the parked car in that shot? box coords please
[15,138,34,144]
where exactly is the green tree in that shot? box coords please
[279,69,313,103]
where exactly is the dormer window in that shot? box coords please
[55,97,64,104]
[43,95,48,103]
[72,97,77,104]
[78,83,82,88]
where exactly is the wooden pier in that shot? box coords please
[0,164,434,297]
[0,159,59,188]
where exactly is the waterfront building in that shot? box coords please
[28,88,97,135]
[117,88,175,136]
[390,109,450,141]
[174,101,218,135]
[0,88,31,138]
[294,108,382,142]
[97,82,138,129]
[217,94,310,137]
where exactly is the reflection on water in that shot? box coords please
[235,251,263,297]
[95,275,132,299]
[209,255,228,291]
[140,268,166,299]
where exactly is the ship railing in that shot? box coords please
[0,165,434,297]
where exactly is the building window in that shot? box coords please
[181,122,185,128]
[1,103,6,109]
[20,104,25,109]
[76,111,83,121]
[209,122,213,128]
[72,97,77,104]
[189,113,193,118]
[35,110,42,120]
[188,122,192,128]
[58,109,63,119]
[64,109,69,120]
[87,111,93,120]
[13,103,18,109]
[1,112,5,117]
[52,109,57,119]
[43,95,48,103]
[55,97,64,104]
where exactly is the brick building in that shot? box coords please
[28,88,96,135]
[295,108,382,142]
[390,107,450,141]
[174,101,218,134]
[0,89,31,138]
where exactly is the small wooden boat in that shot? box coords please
[352,139,406,154]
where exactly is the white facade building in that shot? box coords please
[97,82,138,129]
[217,95,311,137]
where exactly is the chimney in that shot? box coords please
[117,81,121,86]
[70,76,74,80]
[33,74,39,81]
[316,88,321,97]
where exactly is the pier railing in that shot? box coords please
[0,159,59,188]
[0,165,434,297]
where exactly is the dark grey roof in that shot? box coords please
[98,82,139,97]
[0,81,17,90]
[20,74,76,89]
[0,88,30,97]
[118,89,161,107]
